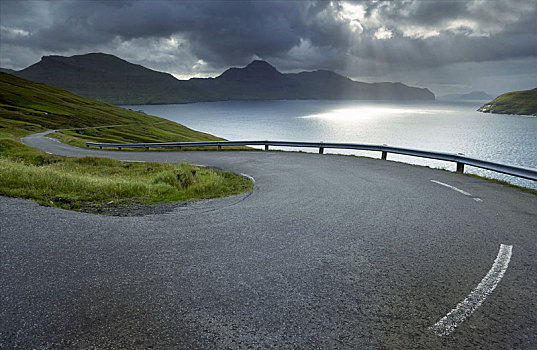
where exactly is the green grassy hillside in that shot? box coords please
[0,73,252,213]
[478,88,537,116]
[0,72,223,143]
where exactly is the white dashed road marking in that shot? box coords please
[431,180,471,196]
[45,137,62,143]
[429,244,513,336]
[431,180,482,202]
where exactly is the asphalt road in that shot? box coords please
[1,132,536,349]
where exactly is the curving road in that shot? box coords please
[1,132,536,349]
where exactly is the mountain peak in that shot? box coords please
[244,60,278,71]
[217,60,283,81]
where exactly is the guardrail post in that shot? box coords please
[319,147,324,154]
[456,162,465,173]
[381,151,387,160]
[145,146,149,151]
[99,146,102,150]
[118,147,121,150]
[218,145,222,150]
[177,146,181,150]
[265,144,269,151]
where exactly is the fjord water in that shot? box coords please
[123,100,537,189]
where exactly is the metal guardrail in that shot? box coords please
[85,140,537,181]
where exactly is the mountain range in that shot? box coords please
[8,53,435,104]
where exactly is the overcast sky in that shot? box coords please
[1,0,536,95]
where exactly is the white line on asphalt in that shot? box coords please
[240,173,256,183]
[429,244,513,336]
[45,137,62,143]
[473,198,483,202]
[431,180,472,196]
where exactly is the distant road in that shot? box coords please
[1,132,536,349]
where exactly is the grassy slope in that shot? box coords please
[0,73,252,212]
[0,72,224,143]
[478,88,537,116]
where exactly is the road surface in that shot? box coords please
[1,132,536,349]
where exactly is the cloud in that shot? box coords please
[374,27,393,40]
[0,0,535,94]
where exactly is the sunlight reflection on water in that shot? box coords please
[300,106,446,120]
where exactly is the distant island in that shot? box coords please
[4,53,434,105]
[458,91,495,100]
[436,91,494,101]
[438,91,495,101]
[478,88,537,116]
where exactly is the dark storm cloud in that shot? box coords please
[1,1,311,67]
[2,0,535,66]
[352,32,536,69]
[0,0,535,94]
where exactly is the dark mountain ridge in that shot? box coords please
[15,53,193,104]
[15,53,435,104]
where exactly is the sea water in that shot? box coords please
[122,100,537,189]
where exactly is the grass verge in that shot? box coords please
[0,138,252,212]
